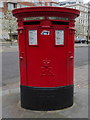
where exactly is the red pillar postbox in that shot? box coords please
[12,7,80,110]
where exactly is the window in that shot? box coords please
[83,20,84,24]
[76,6,79,9]
[42,1,45,6]
[81,20,82,24]
[84,27,86,32]
[34,2,40,6]
[0,12,3,18]
[52,3,58,7]
[86,14,88,18]
[79,6,81,10]
[21,5,29,8]
[0,2,3,8]
[17,4,21,8]
[8,3,15,10]
[80,13,82,17]
[79,19,80,23]
[47,3,51,6]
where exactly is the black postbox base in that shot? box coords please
[20,85,74,111]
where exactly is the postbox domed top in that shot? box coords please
[12,6,80,20]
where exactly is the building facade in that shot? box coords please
[0,2,34,16]
[59,0,83,6]
[0,0,59,40]
[59,1,89,40]
[88,2,90,41]
[0,0,59,16]
[0,1,34,40]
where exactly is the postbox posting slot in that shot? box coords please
[24,21,40,25]
[52,21,69,25]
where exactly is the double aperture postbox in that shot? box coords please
[12,7,80,110]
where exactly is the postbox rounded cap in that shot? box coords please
[12,6,80,19]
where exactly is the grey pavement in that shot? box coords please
[1,64,88,118]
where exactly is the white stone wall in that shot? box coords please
[60,3,89,39]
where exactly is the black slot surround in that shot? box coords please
[52,21,69,25]
[24,21,40,25]
[24,21,69,26]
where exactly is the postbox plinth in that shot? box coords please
[12,6,80,111]
[21,85,73,110]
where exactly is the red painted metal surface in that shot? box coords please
[13,6,80,19]
[12,6,80,87]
